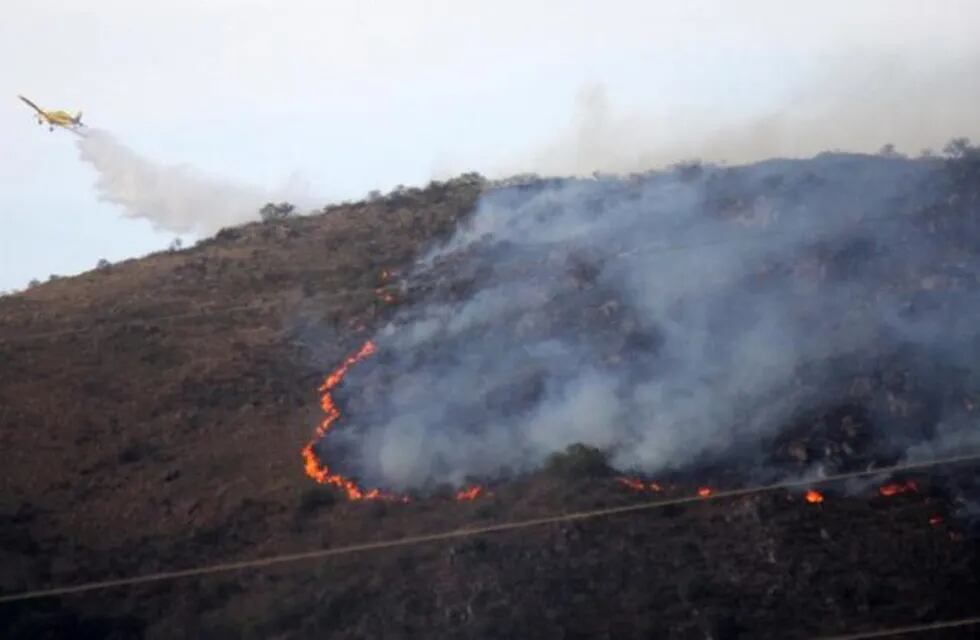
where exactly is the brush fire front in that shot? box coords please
[293,151,980,528]
[301,340,402,502]
[613,473,962,533]
[303,338,979,516]
[302,339,487,503]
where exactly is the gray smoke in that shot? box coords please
[76,128,306,234]
[493,56,980,177]
[331,150,980,490]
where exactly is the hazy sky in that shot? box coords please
[2,1,979,290]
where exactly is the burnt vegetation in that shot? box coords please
[1,150,980,638]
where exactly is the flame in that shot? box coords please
[375,267,396,303]
[456,485,483,501]
[929,514,944,526]
[617,477,664,493]
[302,341,404,502]
[805,489,824,504]
[878,479,918,497]
[697,487,712,498]
[618,477,645,491]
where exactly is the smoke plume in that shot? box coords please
[493,56,980,177]
[76,128,304,235]
[329,150,980,490]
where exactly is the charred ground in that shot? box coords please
[1,151,980,638]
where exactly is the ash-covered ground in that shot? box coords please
[2,146,980,638]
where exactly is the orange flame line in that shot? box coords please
[617,477,646,491]
[302,341,406,502]
[617,477,664,493]
[456,485,483,501]
[879,479,918,497]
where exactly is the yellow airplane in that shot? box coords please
[18,95,84,132]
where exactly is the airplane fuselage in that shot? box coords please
[18,96,82,130]
[39,110,76,127]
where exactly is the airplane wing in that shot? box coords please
[18,95,45,116]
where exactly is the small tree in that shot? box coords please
[168,238,183,252]
[27,279,40,289]
[544,443,611,479]
[941,137,980,191]
[673,159,704,181]
[260,202,295,222]
[96,258,111,270]
[943,137,973,159]
[878,143,902,158]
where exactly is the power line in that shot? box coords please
[816,615,980,639]
[2,451,978,605]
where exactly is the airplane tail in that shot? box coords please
[74,111,83,125]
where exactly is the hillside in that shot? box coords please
[2,151,980,639]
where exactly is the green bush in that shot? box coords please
[260,202,295,222]
[544,443,611,479]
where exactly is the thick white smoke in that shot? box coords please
[75,128,305,235]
